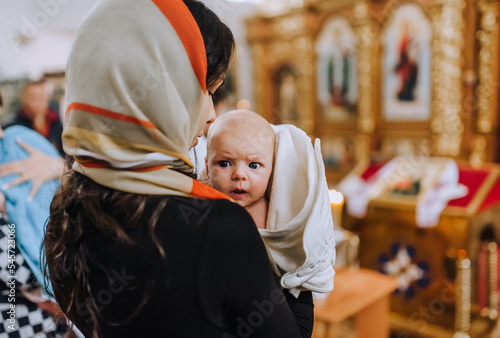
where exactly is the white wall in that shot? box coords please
[0,0,257,104]
[202,0,258,106]
[0,0,100,80]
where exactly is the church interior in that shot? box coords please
[1,0,500,337]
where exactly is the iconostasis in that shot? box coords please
[246,0,500,183]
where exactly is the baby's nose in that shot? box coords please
[232,165,248,180]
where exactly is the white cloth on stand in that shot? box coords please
[338,156,468,227]
[337,159,398,217]
[415,158,468,227]
[260,124,336,298]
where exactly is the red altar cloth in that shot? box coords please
[358,162,500,212]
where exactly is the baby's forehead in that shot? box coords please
[212,126,274,149]
[218,111,265,127]
[210,111,274,139]
[208,123,275,159]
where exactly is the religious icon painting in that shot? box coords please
[273,65,300,125]
[316,16,358,121]
[382,4,432,121]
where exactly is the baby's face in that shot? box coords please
[207,128,274,208]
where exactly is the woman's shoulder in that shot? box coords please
[168,197,260,242]
[169,197,251,222]
[161,196,253,228]
[208,199,259,234]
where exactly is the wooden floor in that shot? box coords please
[312,304,496,337]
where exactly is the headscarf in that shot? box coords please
[63,0,229,200]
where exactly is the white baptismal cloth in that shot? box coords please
[260,124,336,297]
[338,156,467,227]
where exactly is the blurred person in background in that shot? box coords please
[0,81,64,200]
[0,91,71,337]
[4,80,64,155]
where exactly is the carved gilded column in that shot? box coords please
[470,0,499,164]
[476,0,499,134]
[431,0,466,156]
[251,42,266,116]
[487,242,498,320]
[354,2,378,163]
[295,35,315,134]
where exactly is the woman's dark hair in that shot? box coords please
[183,0,234,89]
[42,2,234,337]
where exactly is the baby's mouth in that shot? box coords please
[230,189,247,199]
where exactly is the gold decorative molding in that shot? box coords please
[476,0,499,134]
[381,0,432,23]
[355,2,378,135]
[431,0,466,156]
[312,0,357,12]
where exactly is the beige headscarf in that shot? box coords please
[63,0,229,200]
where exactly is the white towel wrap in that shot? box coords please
[260,124,336,298]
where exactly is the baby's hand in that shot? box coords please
[0,191,6,215]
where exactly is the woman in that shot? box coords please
[43,0,314,337]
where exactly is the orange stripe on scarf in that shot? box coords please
[151,0,207,93]
[77,160,166,172]
[66,102,157,129]
[191,180,231,200]
[78,159,231,200]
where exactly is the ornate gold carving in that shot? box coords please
[476,0,499,133]
[272,15,306,37]
[431,0,466,156]
[253,32,315,133]
[355,3,378,135]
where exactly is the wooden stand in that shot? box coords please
[313,268,398,338]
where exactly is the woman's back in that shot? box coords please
[70,197,312,337]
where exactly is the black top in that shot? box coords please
[71,197,313,337]
[4,109,64,156]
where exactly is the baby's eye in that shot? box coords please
[249,162,260,169]
[218,161,230,168]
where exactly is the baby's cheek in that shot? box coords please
[209,171,224,191]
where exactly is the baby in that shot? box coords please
[206,110,275,230]
[206,109,335,296]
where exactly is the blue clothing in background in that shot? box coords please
[0,125,60,285]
